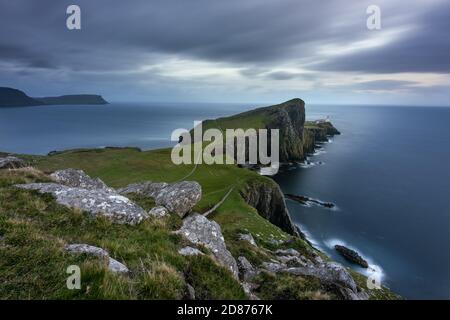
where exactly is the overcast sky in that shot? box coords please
[0,0,449,105]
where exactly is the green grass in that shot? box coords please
[0,167,245,299]
[0,146,398,300]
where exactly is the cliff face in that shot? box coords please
[264,99,306,162]
[0,87,41,107]
[198,98,307,163]
[240,178,300,237]
[303,121,341,154]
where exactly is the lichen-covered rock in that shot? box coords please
[284,262,367,300]
[262,262,286,273]
[238,233,257,247]
[15,183,147,225]
[149,206,169,218]
[178,246,204,256]
[275,248,300,257]
[176,213,238,278]
[237,256,257,282]
[119,180,201,218]
[65,244,128,274]
[50,169,114,192]
[0,156,26,169]
[118,181,168,198]
[155,181,202,218]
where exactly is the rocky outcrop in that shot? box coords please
[50,169,114,192]
[303,120,341,154]
[118,181,168,198]
[65,244,129,274]
[335,245,369,268]
[176,213,239,279]
[0,156,27,169]
[15,182,148,225]
[237,256,257,282]
[119,181,201,218]
[240,179,299,237]
[261,249,368,300]
[238,233,257,247]
[285,194,335,209]
[154,181,202,218]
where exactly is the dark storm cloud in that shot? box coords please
[0,0,449,103]
[314,1,450,73]
[0,0,367,71]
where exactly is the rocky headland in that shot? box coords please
[0,87,108,107]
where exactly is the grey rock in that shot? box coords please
[237,256,257,282]
[51,169,114,192]
[149,206,169,218]
[186,284,196,300]
[284,262,367,300]
[155,181,202,218]
[16,183,148,225]
[178,246,204,256]
[262,262,286,273]
[0,156,26,169]
[277,255,308,267]
[119,180,202,218]
[65,244,129,274]
[118,181,168,198]
[238,233,257,247]
[176,213,238,278]
[275,248,300,257]
[107,258,129,274]
[241,282,260,300]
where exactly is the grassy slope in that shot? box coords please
[0,146,398,300]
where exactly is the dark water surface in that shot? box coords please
[1,102,449,299]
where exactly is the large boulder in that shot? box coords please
[50,169,114,193]
[284,262,368,300]
[154,181,202,218]
[15,183,148,225]
[119,181,202,218]
[65,244,129,274]
[261,254,368,300]
[176,213,238,278]
[118,181,168,198]
[0,156,26,169]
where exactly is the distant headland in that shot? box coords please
[0,87,108,107]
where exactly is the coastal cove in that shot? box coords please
[1,102,450,299]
